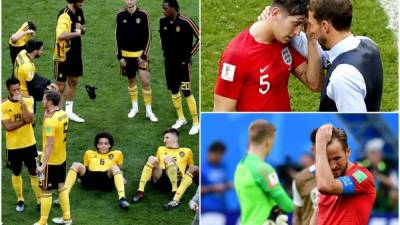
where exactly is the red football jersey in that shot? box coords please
[214,27,306,111]
[318,164,376,225]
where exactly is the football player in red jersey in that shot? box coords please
[311,124,376,225]
[214,0,323,112]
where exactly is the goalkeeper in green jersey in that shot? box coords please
[234,119,294,225]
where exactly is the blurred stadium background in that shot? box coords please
[201,113,398,225]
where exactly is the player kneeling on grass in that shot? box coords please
[63,132,130,209]
[132,128,199,210]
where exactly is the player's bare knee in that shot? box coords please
[71,162,85,173]
[68,78,78,87]
[110,165,120,174]
[128,78,136,87]
[187,165,199,174]
[147,155,159,166]
[142,81,150,89]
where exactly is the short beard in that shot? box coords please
[340,161,349,177]
[319,36,329,50]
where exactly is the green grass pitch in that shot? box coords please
[201,0,398,111]
[2,0,199,224]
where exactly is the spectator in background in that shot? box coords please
[299,152,315,169]
[201,141,232,212]
[359,138,398,212]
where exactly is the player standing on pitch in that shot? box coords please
[234,120,293,225]
[115,0,158,122]
[54,0,86,123]
[159,0,200,135]
[311,124,376,225]
[2,77,41,213]
[34,90,71,225]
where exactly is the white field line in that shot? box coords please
[378,0,399,41]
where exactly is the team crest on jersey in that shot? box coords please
[164,26,167,31]
[176,26,180,32]
[108,154,114,160]
[281,47,292,65]
[123,19,127,23]
[136,18,141,24]
[179,151,185,157]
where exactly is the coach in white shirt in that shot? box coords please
[307,0,383,112]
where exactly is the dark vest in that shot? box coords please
[319,39,383,111]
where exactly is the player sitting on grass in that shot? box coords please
[63,132,130,209]
[132,128,199,210]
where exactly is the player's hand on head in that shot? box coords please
[304,19,316,40]
[258,6,271,21]
[316,124,333,144]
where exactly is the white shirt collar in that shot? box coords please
[327,34,360,62]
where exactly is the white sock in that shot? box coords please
[66,101,73,114]
[132,101,138,110]
[145,105,152,114]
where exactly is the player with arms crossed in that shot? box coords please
[132,128,199,210]
[63,132,130,209]
[214,0,323,112]
[311,124,376,225]
[34,90,71,225]
[234,120,293,225]
[2,77,41,212]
